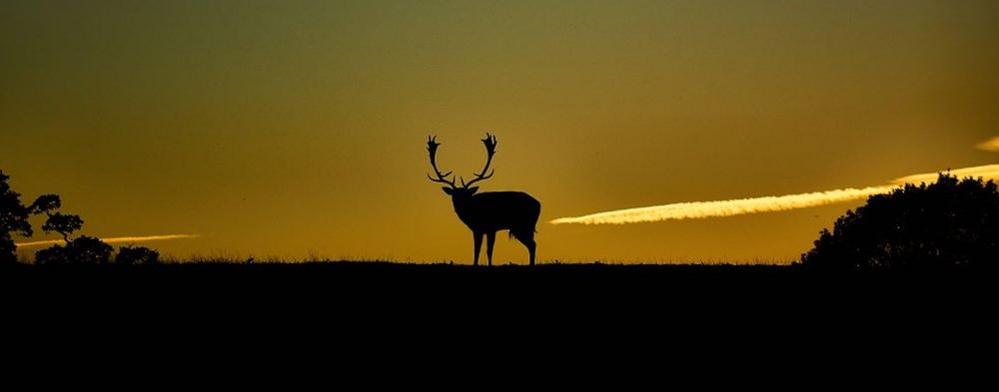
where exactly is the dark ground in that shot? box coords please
[3,261,995,362]
[3,261,993,302]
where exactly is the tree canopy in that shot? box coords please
[1,171,32,263]
[802,174,999,271]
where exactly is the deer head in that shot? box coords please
[426,133,497,198]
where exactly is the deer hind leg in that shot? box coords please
[512,230,537,266]
[473,232,483,266]
[486,232,496,267]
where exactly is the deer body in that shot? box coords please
[452,191,540,232]
[427,133,541,266]
[450,191,541,266]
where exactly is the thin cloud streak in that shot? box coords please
[552,164,999,225]
[15,234,199,248]
[977,136,999,152]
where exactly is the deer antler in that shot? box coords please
[426,135,456,188]
[461,133,497,188]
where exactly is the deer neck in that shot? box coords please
[451,196,477,222]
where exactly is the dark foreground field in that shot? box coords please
[4,261,995,346]
[3,260,993,299]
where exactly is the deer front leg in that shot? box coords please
[473,232,483,266]
[486,232,496,267]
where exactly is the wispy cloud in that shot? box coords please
[551,163,999,225]
[890,164,999,185]
[977,136,999,152]
[15,234,199,248]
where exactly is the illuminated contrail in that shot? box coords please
[551,164,999,225]
[15,234,199,248]
[551,186,896,224]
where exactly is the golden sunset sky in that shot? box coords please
[2,0,998,263]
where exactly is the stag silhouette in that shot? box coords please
[427,133,541,266]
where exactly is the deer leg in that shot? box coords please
[528,240,536,266]
[514,232,537,266]
[486,232,496,267]
[473,232,483,266]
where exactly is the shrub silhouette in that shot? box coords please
[116,246,160,265]
[802,174,999,271]
[36,236,114,265]
[34,245,68,265]
[1,171,33,264]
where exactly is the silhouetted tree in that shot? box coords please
[36,236,114,265]
[29,194,61,216]
[0,170,33,264]
[28,193,114,265]
[41,213,84,243]
[34,245,68,265]
[26,194,84,244]
[1,171,130,265]
[802,174,999,271]
[116,246,160,265]
[0,240,15,264]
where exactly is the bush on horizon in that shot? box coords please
[802,173,999,271]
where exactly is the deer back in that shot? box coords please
[453,191,541,231]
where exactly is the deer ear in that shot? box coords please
[442,187,454,195]
[467,186,479,194]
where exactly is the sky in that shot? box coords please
[2,0,998,263]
